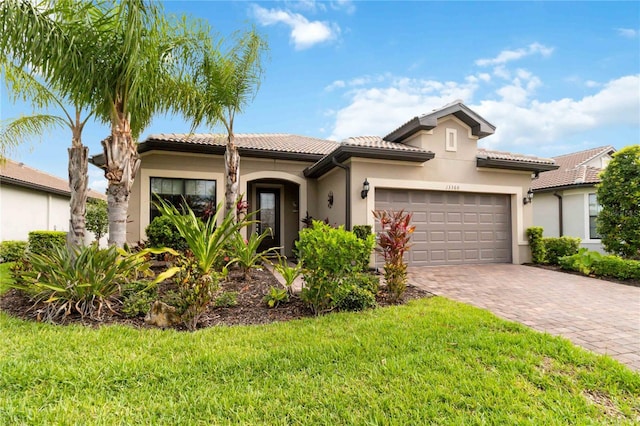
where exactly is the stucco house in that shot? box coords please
[96,101,558,266]
[531,146,616,253]
[0,159,107,243]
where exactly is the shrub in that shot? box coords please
[0,240,27,262]
[543,236,581,265]
[296,221,375,314]
[213,291,238,308]
[526,227,546,264]
[86,199,108,242]
[121,281,157,318]
[591,255,640,281]
[274,256,303,296]
[11,245,170,322]
[352,226,375,271]
[558,248,602,275]
[373,210,415,302]
[353,225,372,240]
[28,231,66,256]
[333,273,378,312]
[145,215,188,252]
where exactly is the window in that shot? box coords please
[445,128,457,152]
[588,193,602,239]
[150,177,216,221]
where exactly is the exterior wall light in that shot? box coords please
[361,179,370,199]
[328,191,334,208]
[523,188,534,205]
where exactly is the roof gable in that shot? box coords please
[384,100,496,143]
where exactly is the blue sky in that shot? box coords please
[1,1,639,192]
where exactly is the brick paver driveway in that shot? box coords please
[409,264,640,371]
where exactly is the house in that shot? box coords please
[96,101,558,266]
[531,146,616,253]
[0,159,107,243]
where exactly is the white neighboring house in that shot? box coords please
[0,159,107,244]
[531,146,616,253]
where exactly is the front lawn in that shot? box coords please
[1,297,638,424]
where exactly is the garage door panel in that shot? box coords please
[375,188,512,266]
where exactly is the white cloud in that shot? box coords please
[251,5,339,50]
[473,75,640,149]
[331,0,356,14]
[476,43,554,67]
[616,28,638,38]
[585,80,600,88]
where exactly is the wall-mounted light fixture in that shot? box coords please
[361,179,370,199]
[328,191,334,208]
[523,188,534,205]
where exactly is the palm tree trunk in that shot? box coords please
[66,135,88,248]
[224,133,239,221]
[102,112,140,248]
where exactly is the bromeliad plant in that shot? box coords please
[11,244,178,322]
[228,230,280,280]
[373,209,415,303]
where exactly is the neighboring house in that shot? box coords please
[531,146,616,253]
[0,159,107,244]
[93,101,558,266]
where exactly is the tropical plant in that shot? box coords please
[263,286,288,308]
[274,256,303,296]
[121,280,157,318]
[86,198,108,242]
[181,30,267,219]
[373,210,415,302]
[213,291,238,308]
[228,230,280,280]
[596,145,640,259]
[10,244,177,322]
[0,0,214,248]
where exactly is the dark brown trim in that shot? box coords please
[304,145,435,178]
[532,182,599,193]
[476,158,559,173]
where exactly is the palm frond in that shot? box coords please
[0,114,67,160]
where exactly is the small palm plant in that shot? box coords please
[153,196,249,329]
[228,230,281,280]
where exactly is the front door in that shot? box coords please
[256,188,280,252]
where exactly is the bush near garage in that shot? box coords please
[543,236,581,265]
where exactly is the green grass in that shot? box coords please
[0,262,14,295]
[1,298,638,424]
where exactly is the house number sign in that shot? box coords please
[445,184,460,190]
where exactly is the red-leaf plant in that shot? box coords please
[373,209,415,302]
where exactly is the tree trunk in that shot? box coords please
[224,133,239,221]
[67,143,89,248]
[102,113,140,248]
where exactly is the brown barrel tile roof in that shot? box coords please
[146,133,339,156]
[343,136,432,152]
[0,159,106,200]
[532,146,615,191]
[477,148,556,165]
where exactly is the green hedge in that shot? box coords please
[28,231,67,256]
[559,250,640,281]
[543,236,581,265]
[526,227,546,264]
[0,240,28,262]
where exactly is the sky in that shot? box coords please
[1,1,639,193]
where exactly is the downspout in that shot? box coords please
[332,157,351,230]
[553,192,563,236]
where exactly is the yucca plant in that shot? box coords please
[228,230,281,280]
[12,245,178,322]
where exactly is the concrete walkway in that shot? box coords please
[408,264,640,371]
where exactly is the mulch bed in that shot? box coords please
[526,263,640,288]
[0,268,432,331]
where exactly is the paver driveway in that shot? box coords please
[409,264,640,371]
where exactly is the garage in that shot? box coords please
[375,189,512,266]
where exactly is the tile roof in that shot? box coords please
[531,146,615,191]
[0,159,106,200]
[146,133,339,156]
[343,136,432,152]
[477,149,556,165]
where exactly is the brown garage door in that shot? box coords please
[375,189,512,266]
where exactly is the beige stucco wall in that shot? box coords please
[349,115,535,264]
[130,151,315,245]
[532,187,605,252]
[314,167,346,226]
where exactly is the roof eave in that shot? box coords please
[532,182,600,193]
[476,158,559,173]
[0,176,70,197]
[304,146,435,178]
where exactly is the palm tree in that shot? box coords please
[0,8,95,248]
[1,0,211,247]
[183,30,267,220]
